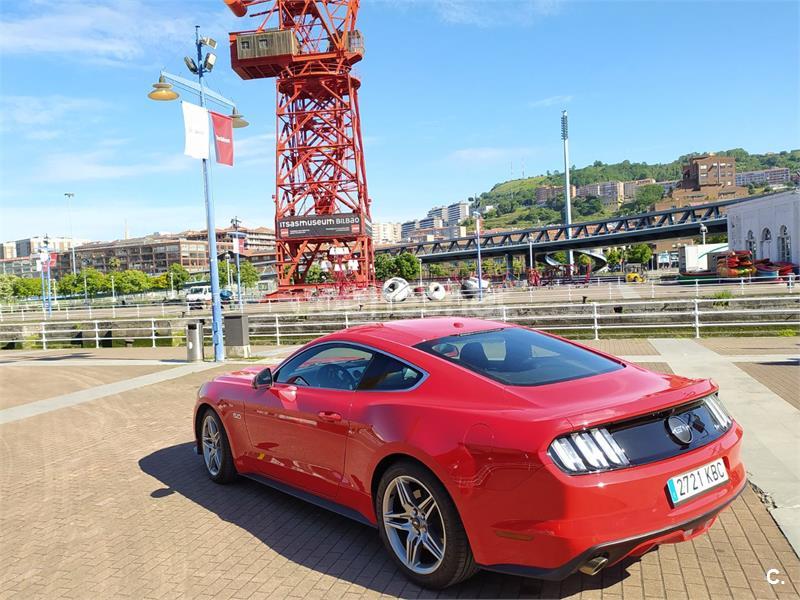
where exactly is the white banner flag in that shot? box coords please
[182,101,209,159]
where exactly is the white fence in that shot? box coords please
[1,296,797,350]
[0,273,796,325]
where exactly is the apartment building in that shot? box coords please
[534,185,576,205]
[408,225,466,243]
[0,236,89,259]
[576,180,625,207]
[446,201,470,225]
[371,222,402,245]
[71,233,233,275]
[672,154,747,204]
[736,167,790,187]
[426,206,447,221]
[623,178,656,199]
[182,226,275,254]
[400,220,419,241]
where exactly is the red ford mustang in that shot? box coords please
[194,317,745,589]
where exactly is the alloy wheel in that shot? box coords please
[202,414,222,476]
[382,475,446,575]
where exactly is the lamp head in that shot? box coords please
[230,107,249,128]
[184,56,199,74]
[202,52,216,72]
[147,75,179,101]
[201,37,218,49]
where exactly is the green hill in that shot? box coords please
[467,148,799,231]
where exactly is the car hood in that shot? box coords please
[504,363,716,429]
[212,366,263,386]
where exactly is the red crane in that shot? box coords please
[224,0,374,293]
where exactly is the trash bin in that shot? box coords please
[224,314,251,359]
[186,321,203,362]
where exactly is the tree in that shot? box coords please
[428,263,448,277]
[107,257,121,272]
[218,260,235,289]
[168,263,191,290]
[238,260,260,289]
[374,254,397,281]
[57,273,80,296]
[13,277,42,299]
[0,274,16,302]
[304,264,327,284]
[626,243,653,265]
[114,270,151,295]
[150,274,169,290]
[81,268,108,296]
[605,248,622,267]
[632,184,664,211]
[457,262,471,278]
[395,253,420,282]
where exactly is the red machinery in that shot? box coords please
[225,0,374,293]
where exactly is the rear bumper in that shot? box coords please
[462,422,745,578]
[480,478,745,580]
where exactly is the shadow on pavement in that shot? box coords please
[139,442,635,598]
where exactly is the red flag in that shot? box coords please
[210,111,234,166]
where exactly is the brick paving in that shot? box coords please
[0,365,173,408]
[1,342,799,599]
[736,362,800,410]
[628,362,675,375]
[698,337,799,356]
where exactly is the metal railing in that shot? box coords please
[0,273,796,325]
[1,295,796,350]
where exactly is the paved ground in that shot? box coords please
[0,338,798,599]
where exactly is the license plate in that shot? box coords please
[666,458,728,506]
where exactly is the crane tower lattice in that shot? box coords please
[225,0,374,292]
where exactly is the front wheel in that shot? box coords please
[376,462,478,589]
[200,409,236,483]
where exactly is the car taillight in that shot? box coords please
[549,428,630,474]
[704,393,732,430]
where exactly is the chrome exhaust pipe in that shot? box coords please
[579,556,608,576]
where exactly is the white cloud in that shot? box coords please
[529,94,573,108]
[0,95,112,139]
[0,0,230,67]
[235,132,275,167]
[38,150,192,182]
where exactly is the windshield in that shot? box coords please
[188,287,204,294]
[416,327,623,386]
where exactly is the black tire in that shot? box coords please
[200,409,237,484]
[375,461,478,589]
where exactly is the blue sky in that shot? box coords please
[1,0,798,242]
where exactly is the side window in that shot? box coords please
[275,344,373,391]
[358,352,423,391]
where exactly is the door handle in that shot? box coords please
[318,411,342,422]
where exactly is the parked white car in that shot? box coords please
[185,286,212,308]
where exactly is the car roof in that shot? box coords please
[330,317,508,347]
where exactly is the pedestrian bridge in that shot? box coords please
[376,195,762,263]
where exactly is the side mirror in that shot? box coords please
[253,367,273,389]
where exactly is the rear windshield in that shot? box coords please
[415,327,623,386]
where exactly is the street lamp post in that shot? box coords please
[700,223,708,245]
[81,259,89,303]
[474,212,484,301]
[65,193,77,274]
[110,275,116,303]
[169,271,175,299]
[147,26,249,362]
[230,217,244,312]
[42,235,53,317]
